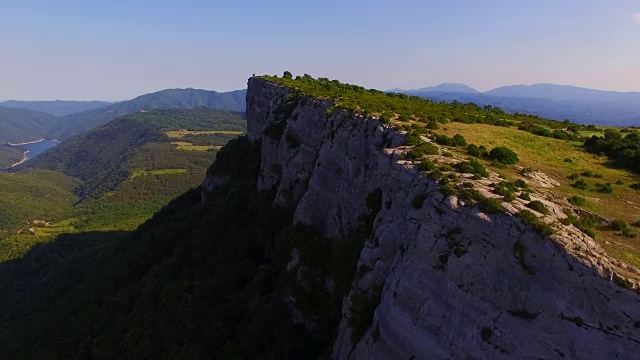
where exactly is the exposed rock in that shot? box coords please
[223,77,640,359]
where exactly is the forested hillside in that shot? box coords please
[0,106,56,143]
[1,108,246,261]
[49,88,246,139]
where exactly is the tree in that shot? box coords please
[283,71,293,79]
[490,146,519,165]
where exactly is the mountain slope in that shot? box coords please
[392,82,479,94]
[0,106,56,143]
[50,88,247,139]
[1,75,638,359]
[486,83,640,103]
[0,100,111,116]
[23,107,246,199]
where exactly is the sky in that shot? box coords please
[1,0,639,100]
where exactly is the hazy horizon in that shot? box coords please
[2,0,639,100]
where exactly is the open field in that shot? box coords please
[171,142,221,151]
[165,130,244,138]
[130,168,188,179]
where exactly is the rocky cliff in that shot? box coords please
[209,77,640,359]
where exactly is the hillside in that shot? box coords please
[0,74,638,359]
[1,108,245,259]
[0,145,24,169]
[0,100,111,116]
[0,106,56,143]
[486,83,640,103]
[49,88,247,139]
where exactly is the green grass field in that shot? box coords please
[130,168,188,179]
[165,130,244,138]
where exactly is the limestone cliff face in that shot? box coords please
[213,77,640,359]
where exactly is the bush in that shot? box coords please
[407,142,439,159]
[457,158,489,178]
[595,182,614,194]
[439,164,453,172]
[520,192,532,201]
[480,198,503,214]
[527,200,550,215]
[569,196,586,206]
[440,184,457,197]
[514,179,529,189]
[623,228,637,238]
[403,131,423,146]
[572,179,588,190]
[413,194,428,209]
[418,159,437,172]
[611,219,627,231]
[466,144,488,158]
[489,146,519,165]
[615,180,625,185]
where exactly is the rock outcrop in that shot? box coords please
[210,77,640,359]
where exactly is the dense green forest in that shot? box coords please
[0,138,371,359]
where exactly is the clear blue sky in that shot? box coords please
[1,0,639,100]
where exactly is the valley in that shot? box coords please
[0,107,246,261]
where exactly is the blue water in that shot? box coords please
[14,140,60,160]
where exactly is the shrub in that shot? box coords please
[440,184,457,197]
[595,182,614,194]
[480,198,503,214]
[631,183,640,191]
[567,173,581,181]
[418,159,437,172]
[407,142,439,159]
[564,158,574,163]
[489,146,519,165]
[514,179,529,189]
[403,131,423,146]
[572,180,588,190]
[457,158,489,178]
[611,219,628,231]
[452,134,467,147]
[521,167,533,174]
[466,144,488,158]
[632,220,640,228]
[623,228,637,238]
[527,200,550,215]
[412,194,428,209]
[439,164,453,172]
[481,326,492,342]
[615,180,625,185]
[569,196,586,206]
[520,192,532,201]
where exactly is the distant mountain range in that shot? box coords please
[0,100,111,117]
[389,82,480,94]
[393,83,640,126]
[0,88,247,143]
[49,88,247,140]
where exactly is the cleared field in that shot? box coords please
[165,130,244,138]
[130,168,188,179]
[436,122,640,265]
[171,142,221,151]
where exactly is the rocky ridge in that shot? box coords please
[206,77,640,359]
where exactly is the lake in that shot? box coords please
[14,140,60,160]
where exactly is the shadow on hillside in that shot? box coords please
[0,230,129,322]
